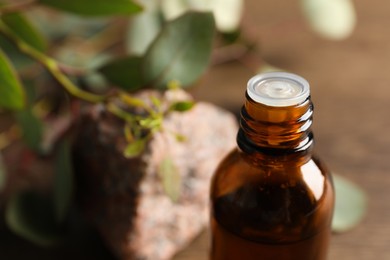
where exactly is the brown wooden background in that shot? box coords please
[1,0,390,259]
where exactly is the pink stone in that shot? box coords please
[74,92,238,260]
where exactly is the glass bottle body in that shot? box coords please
[210,148,334,260]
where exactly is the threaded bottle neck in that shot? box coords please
[237,72,314,159]
[237,93,313,156]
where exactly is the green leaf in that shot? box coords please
[54,140,74,223]
[301,0,356,40]
[332,173,367,233]
[1,13,47,52]
[0,49,25,110]
[15,110,44,153]
[209,0,244,32]
[161,0,243,32]
[126,8,161,55]
[169,101,195,112]
[99,56,143,91]
[124,139,146,158]
[0,155,6,191]
[158,158,181,202]
[139,117,162,129]
[142,11,215,88]
[5,190,63,246]
[38,0,143,16]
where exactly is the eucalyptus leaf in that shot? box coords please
[158,158,181,202]
[161,0,243,32]
[210,0,243,32]
[142,11,215,88]
[332,173,367,233]
[0,49,25,110]
[38,0,143,16]
[99,56,143,91]
[5,191,63,246]
[126,8,161,55]
[301,0,356,40]
[170,101,195,112]
[54,140,74,223]
[1,12,47,51]
[15,109,44,153]
[161,0,187,21]
[124,139,146,158]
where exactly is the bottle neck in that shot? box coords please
[237,93,314,162]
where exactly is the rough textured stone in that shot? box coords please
[73,92,238,260]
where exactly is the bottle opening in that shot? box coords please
[247,72,310,107]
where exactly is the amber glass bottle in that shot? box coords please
[210,72,334,260]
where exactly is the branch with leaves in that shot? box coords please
[0,0,218,247]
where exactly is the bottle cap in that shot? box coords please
[247,72,310,107]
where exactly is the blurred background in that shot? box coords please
[0,0,388,259]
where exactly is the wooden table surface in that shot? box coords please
[177,0,390,259]
[1,0,389,259]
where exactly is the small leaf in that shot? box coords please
[0,49,25,110]
[139,117,162,129]
[99,56,143,91]
[161,0,187,21]
[170,101,195,112]
[6,191,63,246]
[15,110,44,153]
[143,11,215,88]
[1,12,47,52]
[0,155,6,191]
[126,8,161,55]
[38,0,143,16]
[124,139,146,158]
[161,0,243,32]
[211,0,244,32]
[54,140,74,223]
[301,0,356,40]
[158,158,181,202]
[332,173,367,233]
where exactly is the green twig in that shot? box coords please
[106,102,138,122]
[0,20,105,103]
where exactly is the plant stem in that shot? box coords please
[106,102,138,122]
[0,21,105,103]
[0,0,36,14]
